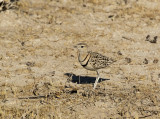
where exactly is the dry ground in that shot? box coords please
[0,0,160,118]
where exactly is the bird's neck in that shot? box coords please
[78,51,90,62]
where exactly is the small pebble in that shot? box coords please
[150,36,157,43]
[143,58,148,64]
[145,35,158,43]
[83,4,86,7]
[145,35,150,41]
[108,15,114,18]
[153,59,158,64]
[125,57,131,63]
[26,62,35,67]
[117,51,122,55]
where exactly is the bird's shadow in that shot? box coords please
[64,73,110,84]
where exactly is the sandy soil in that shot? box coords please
[0,0,160,118]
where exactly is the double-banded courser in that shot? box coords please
[74,43,116,89]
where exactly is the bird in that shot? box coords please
[74,43,116,89]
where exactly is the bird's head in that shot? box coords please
[74,43,88,52]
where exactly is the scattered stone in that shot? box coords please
[0,54,3,60]
[150,36,158,43]
[83,4,86,7]
[21,41,25,46]
[145,35,150,41]
[108,15,114,18]
[26,62,35,67]
[143,58,148,64]
[117,51,122,55]
[125,57,131,63]
[70,55,74,57]
[153,59,158,64]
[145,35,158,43]
[50,71,55,76]
[124,0,127,4]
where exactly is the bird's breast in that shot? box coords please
[78,52,95,71]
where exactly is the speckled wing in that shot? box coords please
[89,52,116,69]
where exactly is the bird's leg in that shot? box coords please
[93,70,100,89]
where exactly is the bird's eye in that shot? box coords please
[81,46,84,48]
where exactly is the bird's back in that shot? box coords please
[89,52,116,70]
[79,51,116,71]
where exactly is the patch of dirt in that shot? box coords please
[0,0,160,118]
